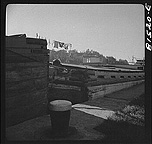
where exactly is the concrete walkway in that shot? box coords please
[6,82,144,141]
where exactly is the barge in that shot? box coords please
[48,59,144,104]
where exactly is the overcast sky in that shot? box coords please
[6,4,145,61]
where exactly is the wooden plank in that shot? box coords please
[6,49,48,63]
[6,62,47,71]
[6,88,47,112]
[6,53,34,63]
[7,48,32,53]
[24,62,47,67]
[6,77,47,98]
[6,68,33,82]
[6,64,47,83]
[6,55,48,64]
[53,79,85,87]
[26,37,47,45]
[32,66,47,78]
[6,98,48,127]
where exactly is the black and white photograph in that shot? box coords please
[2,3,151,143]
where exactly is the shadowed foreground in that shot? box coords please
[94,94,145,142]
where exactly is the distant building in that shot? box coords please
[83,55,104,66]
[136,59,145,66]
[114,58,145,70]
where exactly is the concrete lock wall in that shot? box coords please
[88,80,144,100]
[5,35,49,127]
